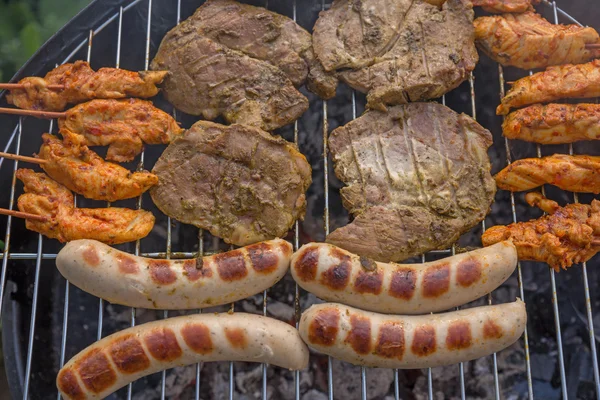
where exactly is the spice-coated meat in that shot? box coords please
[326,102,496,262]
[470,0,539,13]
[313,0,478,110]
[7,61,167,111]
[150,121,312,246]
[16,169,155,244]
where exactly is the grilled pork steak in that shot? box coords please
[313,0,478,110]
[150,121,312,246]
[151,30,308,131]
[327,103,495,262]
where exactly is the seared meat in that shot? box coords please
[59,98,184,162]
[483,192,600,271]
[313,0,478,110]
[495,154,600,194]
[326,102,496,262]
[475,12,600,69]
[38,131,158,202]
[7,61,167,111]
[151,33,308,131]
[16,169,155,244]
[497,60,600,115]
[150,121,312,246]
[503,104,600,144]
[184,0,337,99]
[470,0,539,13]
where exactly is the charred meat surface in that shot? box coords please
[326,102,496,262]
[313,0,478,110]
[150,121,312,246]
[151,9,310,130]
[483,192,600,271]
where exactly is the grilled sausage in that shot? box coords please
[57,313,308,400]
[291,242,517,314]
[299,301,526,369]
[56,239,292,309]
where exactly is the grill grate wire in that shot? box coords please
[0,0,597,399]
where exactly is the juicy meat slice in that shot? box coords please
[475,12,600,69]
[186,0,337,99]
[314,0,478,110]
[59,98,184,162]
[495,154,600,194]
[150,121,312,246]
[326,102,496,262]
[470,0,539,13]
[482,192,600,271]
[497,60,600,115]
[7,61,167,111]
[16,169,155,244]
[503,103,600,144]
[38,131,158,202]
[151,33,308,131]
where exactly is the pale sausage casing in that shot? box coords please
[291,241,517,314]
[299,301,526,369]
[56,238,292,309]
[57,313,308,400]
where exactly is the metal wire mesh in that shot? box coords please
[0,0,598,399]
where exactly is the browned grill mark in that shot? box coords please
[144,327,182,361]
[148,260,177,285]
[321,248,351,290]
[344,315,372,355]
[308,308,340,346]
[247,242,278,273]
[108,334,150,374]
[411,325,436,357]
[181,323,213,354]
[224,327,248,349]
[446,321,472,350]
[354,270,383,294]
[389,268,416,300]
[483,319,504,339]
[182,258,212,281]
[375,322,405,359]
[215,250,248,281]
[279,241,292,257]
[456,257,482,287]
[422,263,450,298]
[83,245,100,267]
[76,348,117,393]
[57,369,86,400]
[116,253,139,274]
[294,247,319,282]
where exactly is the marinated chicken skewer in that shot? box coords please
[0,98,184,162]
[495,154,600,194]
[503,103,600,144]
[475,12,600,69]
[483,192,600,271]
[497,60,600,115]
[470,0,539,13]
[5,61,168,111]
[15,169,155,244]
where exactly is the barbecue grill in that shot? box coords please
[0,0,599,399]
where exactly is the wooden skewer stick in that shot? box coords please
[0,152,47,165]
[0,209,48,222]
[585,44,600,49]
[0,107,65,119]
[0,83,64,91]
[592,240,600,247]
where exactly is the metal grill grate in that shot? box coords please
[0,0,599,399]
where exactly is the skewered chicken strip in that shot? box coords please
[16,169,155,244]
[6,61,168,111]
[471,0,539,13]
[495,154,600,193]
[58,98,184,162]
[475,12,600,69]
[503,103,600,144]
[37,131,158,201]
[482,192,600,271]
